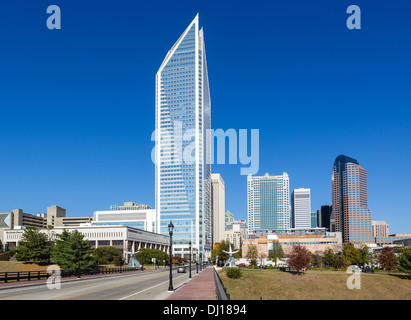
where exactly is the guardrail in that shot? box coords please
[0,267,139,284]
[213,267,230,300]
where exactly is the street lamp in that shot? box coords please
[200,253,202,271]
[168,221,174,292]
[189,241,192,278]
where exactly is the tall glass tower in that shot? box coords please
[247,173,290,235]
[155,15,212,259]
[331,155,374,244]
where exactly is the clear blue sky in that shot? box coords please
[0,1,410,234]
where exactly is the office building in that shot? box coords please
[211,173,225,244]
[331,155,374,244]
[155,15,212,259]
[311,211,318,228]
[247,173,290,235]
[242,231,342,259]
[318,205,332,231]
[372,221,389,238]
[3,225,170,264]
[225,211,248,239]
[93,202,156,232]
[291,188,311,229]
[46,205,66,228]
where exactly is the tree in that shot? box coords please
[93,246,121,264]
[323,248,337,268]
[15,227,51,264]
[311,251,324,268]
[52,229,95,270]
[358,244,370,266]
[378,247,397,271]
[211,240,230,266]
[136,248,169,266]
[0,240,3,253]
[342,243,363,266]
[287,244,311,273]
[268,240,285,267]
[113,255,124,267]
[245,244,259,268]
[397,248,411,275]
[258,252,267,268]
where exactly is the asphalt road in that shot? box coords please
[0,267,196,300]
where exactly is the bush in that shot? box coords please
[113,255,124,267]
[0,252,11,261]
[225,267,242,279]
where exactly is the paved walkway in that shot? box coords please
[166,267,217,300]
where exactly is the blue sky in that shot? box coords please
[0,0,410,234]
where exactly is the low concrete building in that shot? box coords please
[3,225,170,263]
[93,202,156,232]
[242,232,342,259]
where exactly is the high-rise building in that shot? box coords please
[318,205,332,231]
[331,155,374,244]
[247,173,290,235]
[311,211,318,228]
[372,221,389,238]
[155,15,212,258]
[291,188,311,229]
[211,173,225,244]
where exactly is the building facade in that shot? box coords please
[242,231,342,259]
[247,173,290,235]
[3,225,170,263]
[318,205,332,231]
[372,221,389,238]
[93,202,156,232]
[155,15,212,258]
[331,155,374,244]
[291,188,311,229]
[211,173,225,244]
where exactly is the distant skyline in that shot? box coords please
[0,1,410,234]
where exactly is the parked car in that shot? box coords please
[259,265,266,269]
[237,263,246,267]
[177,266,186,273]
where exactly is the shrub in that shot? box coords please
[225,267,242,279]
[0,252,11,261]
[113,255,124,267]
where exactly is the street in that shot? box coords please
[0,267,195,300]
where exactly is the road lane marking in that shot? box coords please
[118,273,188,300]
[54,273,166,300]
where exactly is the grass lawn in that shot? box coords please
[0,261,50,273]
[218,268,411,300]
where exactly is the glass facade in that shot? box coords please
[247,173,290,234]
[155,15,211,256]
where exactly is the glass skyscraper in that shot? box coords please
[247,173,290,235]
[331,155,374,244]
[155,15,212,258]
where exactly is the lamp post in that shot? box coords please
[200,253,202,271]
[168,221,174,292]
[189,241,192,278]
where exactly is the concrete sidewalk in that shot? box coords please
[166,267,217,300]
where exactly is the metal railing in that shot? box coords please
[0,267,139,284]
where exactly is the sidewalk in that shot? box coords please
[166,267,217,300]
